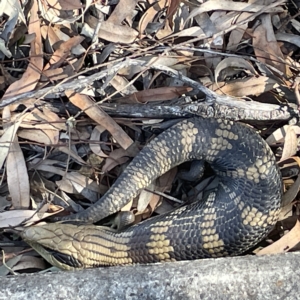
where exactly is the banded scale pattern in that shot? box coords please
[20,117,282,270]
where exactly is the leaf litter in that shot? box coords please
[0,0,300,273]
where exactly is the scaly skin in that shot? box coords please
[20,118,282,270]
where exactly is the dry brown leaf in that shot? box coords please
[108,0,138,25]
[257,219,300,256]
[252,14,287,75]
[280,126,298,161]
[102,156,130,174]
[209,76,279,97]
[138,168,177,217]
[57,146,87,165]
[148,193,162,215]
[120,199,134,212]
[40,25,61,49]
[68,125,91,141]
[18,108,62,131]
[42,67,69,81]
[99,22,139,44]
[42,108,66,131]
[12,255,46,271]
[0,208,62,228]
[276,32,300,48]
[137,183,157,214]
[46,0,83,10]
[85,15,139,44]
[156,22,173,40]
[0,116,26,170]
[0,255,22,276]
[66,90,133,150]
[279,157,300,208]
[168,27,206,38]
[120,86,193,103]
[266,125,300,145]
[42,56,84,81]
[214,57,257,82]
[39,0,91,24]
[117,56,180,76]
[56,172,107,195]
[31,161,67,177]
[43,36,85,71]
[29,159,100,194]
[138,0,169,35]
[101,144,140,174]
[210,76,279,97]
[227,11,251,51]
[90,125,109,158]
[276,156,300,221]
[6,137,30,209]
[18,129,58,145]
[2,1,42,100]
[166,0,180,28]
[110,75,138,97]
[187,0,284,24]
[278,202,294,222]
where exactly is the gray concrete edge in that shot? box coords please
[0,252,299,300]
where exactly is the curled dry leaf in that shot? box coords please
[266,125,300,145]
[187,0,284,25]
[252,14,288,75]
[101,149,131,174]
[120,199,133,212]
[110,75,138,96]
[214,57,257,82]
[168,27,207,39]
[85,15,139,44]
[138,0,168,35]
[41,25,86,56]
[90,125,109,158]
[257,219,300,256]
[276,32,300,48]
[108,0,138,25]
[137,183,158,214]
[278,157,300,221]
[18,129,59,145]
[66,90,133,150]
[137,168,177,218]
[6,137,30,209]
[210,76,280,97]
[56,172,107,199]
[2,1,42,100]
[38,0,92,24]
[101,143,140,174]
[47,0,83,10]
[280,126,298,161]
[0,208,62,229]
[0,0,26,58]
[42,108,66,131]
[98,22,140,44]
[117,56,180,77]
[43,36,85,71]
[0,116,26,170]
[227,11,250,51]
[12,255,46,272]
